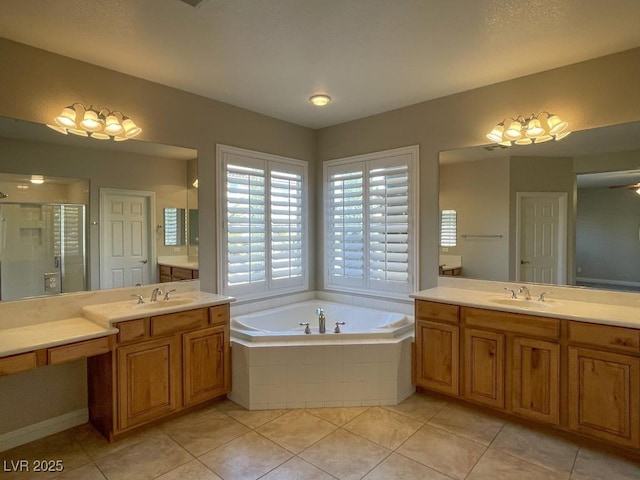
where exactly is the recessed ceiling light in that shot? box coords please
[30,175,44,184]
[309,94,331,107]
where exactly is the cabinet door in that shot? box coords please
[568,346,640,448]
[512,337,560,425]
[415,319,459,395]
[183,325,230,406]
[117,336,181,431]
[463,328,505,409]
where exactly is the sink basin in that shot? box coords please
[135,298,194,309]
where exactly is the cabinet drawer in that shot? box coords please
[151,308,208,337]
[48,337,111,365]
[159,265,171,276]
[172,267,194,280]
[117,318,149,344]
[416,300,459,323]
[463,307,559,340]
[209,304,229,326]
[569,321,640,353]
[0,352,37,376]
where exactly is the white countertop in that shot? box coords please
[0,318,117,358]
[82,291,234,325]
[158,259,199,269]
[412,286,640,330]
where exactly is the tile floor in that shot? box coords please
[1,393,639,480]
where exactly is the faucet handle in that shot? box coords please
[299,322,311,334]
[538,291,551,302]
[503,287,518,299]
[130,294,144,304]
[163,289,177,301]
[334,321,346,333]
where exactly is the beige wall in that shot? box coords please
[317,47,640,291]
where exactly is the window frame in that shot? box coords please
[217,144,309,300]
[323,145,419,298]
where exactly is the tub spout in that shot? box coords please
[334,321,346,333]
[317,307,326,333]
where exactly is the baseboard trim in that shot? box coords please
[0,408,88,452]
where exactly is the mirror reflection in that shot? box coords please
[163,207,187,246]
[0,117,198,301]
[439,121,640,293]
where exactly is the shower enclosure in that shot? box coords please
[0,202,86,301]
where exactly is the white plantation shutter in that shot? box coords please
[368,162,410,290]
[270,168,304,286]
[440,209,457,247]
[325,146,418,297]
[327,166,364,288]
[218,145,307,298]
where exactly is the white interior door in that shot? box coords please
[516,193,567,284]
[100,189,155,289]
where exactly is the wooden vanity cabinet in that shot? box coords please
[414,301,459,395]
[463,327,505,409]
[88,304,230,441]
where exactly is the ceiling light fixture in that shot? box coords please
[47,103,142,141]
[30,175,45,184]
[309,94,331,107]
[487,112,570,146]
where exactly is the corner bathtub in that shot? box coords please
[228,300,415,410]
[231,300,413,342]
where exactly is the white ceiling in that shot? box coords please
[2,0,640,129]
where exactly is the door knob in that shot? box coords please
[140,259,148,264]
[520,260,531,265]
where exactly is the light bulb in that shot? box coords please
[68,128,88,137]
[91,132,110,140]
[104,114,124,135]
[30,175,44,184]
[309,94,331,106]
[534,134,553,143]
[122,118,142,138]
[635,187,640,195]
[547,115,568,135]
[80,109,102,132]
[504,121,523,140]
[514,137,532,145]
[486,124,505,143]
[113,136,128,142]
[526,118,545,138]
[54,107,77,128]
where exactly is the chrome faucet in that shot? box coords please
[317,307,326,334]
[504,287,518,299]
[150,287,163,302]
[518,286,531,301]
[163,289,176,300]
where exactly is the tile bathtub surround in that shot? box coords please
[2,392,639,480]
[229,337,414,410]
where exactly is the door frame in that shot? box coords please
[515,192,568,284]
[100,188,156,289]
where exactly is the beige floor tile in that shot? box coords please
[199,431,292,480]
[71,423,164,461]
[362,452,452,480]
[468,450,569,480]
[382,392,448,422]
[428,403,505,445]
[571,447,640,480]
[491,423,578,474]
[260,457,337,479]
[1,429,91,480]
[343,407,423,449]
[397,424,486,480]
[155,459,222,480]
[160,408,250,456]
[300,428,391,480]
[93,433,193,480]
[305,406,369,426]
[218,401,288,429]
[52,463,108,480]
[257,410,337,453]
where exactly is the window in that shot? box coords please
[324,145,419,297]
[217,145,307,299]
[440,209,457,247]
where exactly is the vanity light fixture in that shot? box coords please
[309,94,331,106]
[30,175,45,184]
[487,112,570,146]
[192,179,199,188]
[47,103,142,141]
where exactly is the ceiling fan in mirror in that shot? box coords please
[609,183,640,194]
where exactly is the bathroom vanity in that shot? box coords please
[412,281,640,456]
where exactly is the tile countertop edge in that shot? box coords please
[411,287,640,330]
[82,292,235,325]
[0,319,118,358]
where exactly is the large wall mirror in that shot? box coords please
[439,121,640,293]
[0,116,198,302]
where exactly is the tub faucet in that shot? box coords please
[150,287,163,302]
[317,307,326,334]
[518,286,531,301]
